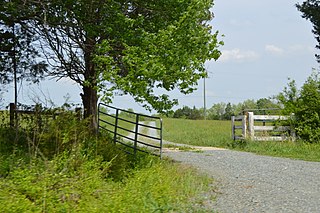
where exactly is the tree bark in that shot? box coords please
[82,39,98,132]
[82,85,98,132]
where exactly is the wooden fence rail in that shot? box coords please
[2,103,82,128]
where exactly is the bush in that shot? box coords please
[278,71,320,142]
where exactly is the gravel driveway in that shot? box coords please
[163,146,320,212]
[139,121,320,212]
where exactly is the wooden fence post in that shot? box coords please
[231,116,235,140]
[75,107,82,121]
[242,114,247,139]
[9,103,15,128]
[248,112,254,140]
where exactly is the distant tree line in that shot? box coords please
[170,98,281,120]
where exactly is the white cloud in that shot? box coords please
[265,44,284,55]
[288,45,314,54]
[265,44,314,57]
[218,48,259,63]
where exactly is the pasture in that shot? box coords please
[162,118,320,162]
[162,118,231,147]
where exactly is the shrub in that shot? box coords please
[278,71,320,142]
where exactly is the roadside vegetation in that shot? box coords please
[0,110,214,212]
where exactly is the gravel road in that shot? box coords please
[163,148,320,212]
[142,121,320,212]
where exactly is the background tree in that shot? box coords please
[207,102,226,120]
[297,0,320,63]
[222,102,235,119]
[256,98,281,115]
[0,0,47,105]
[28,0,222,130]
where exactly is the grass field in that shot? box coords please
[162,118,320,162]
[162,118,231,147]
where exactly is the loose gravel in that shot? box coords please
[163,147,320,212]
[140,121,320,212]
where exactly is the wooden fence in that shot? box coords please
[231,112,295,141]
[1,103,81,129]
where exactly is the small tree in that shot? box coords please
[277,71,320,142]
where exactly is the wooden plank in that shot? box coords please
[253,115,288,121]
[254,126,290,132]
[253,136,288,141]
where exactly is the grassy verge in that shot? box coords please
[0,114,215,212]
[162,118,320,162]
[0,155,214,212]
[230,140,320,162]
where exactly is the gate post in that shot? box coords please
[231,116,235,140]
[113,109,119,143]
[242,114,247,139]
[134,114,140,157]
[248,112,254,140]
[9,103,15,128]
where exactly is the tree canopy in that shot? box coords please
[297,0,320,63]
[0,0,47,88]
[1,0,223,130]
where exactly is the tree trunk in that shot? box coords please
[82,39,98,132]
[82,85,98,132]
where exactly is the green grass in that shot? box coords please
[162,118,231,147]
[99,113,136,136]
[0,155,214,212]
[162,118,320,162]
[0,113,215,212]
[231,140,320,162]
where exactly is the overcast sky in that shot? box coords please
[2,0,319,113]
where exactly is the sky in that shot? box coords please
[2,0,319,113]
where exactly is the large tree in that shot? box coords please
[297,0,320,63]
[22,0,222,130]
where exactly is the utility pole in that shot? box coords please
[203,73,207,120]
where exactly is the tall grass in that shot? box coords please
[0,155,213,212]
[0,112,215,211]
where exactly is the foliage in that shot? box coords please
[277,71,320,143]
[171,98,281,120]
[0,109,214,211]
[0,156,213,212]
[297,0,320,63]
[2,0,222,131]
[295,72,320,142]
[173,106,203,120]
[0,0,47,86]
